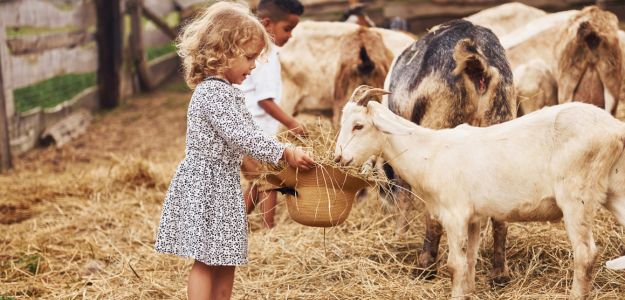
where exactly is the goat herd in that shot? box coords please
[278,2,625,299]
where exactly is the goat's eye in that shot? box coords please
[353,124,364,131]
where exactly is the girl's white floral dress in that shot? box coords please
[155,77,285,265]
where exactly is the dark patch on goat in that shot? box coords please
[410,97,428,125]
[357,46,375,75]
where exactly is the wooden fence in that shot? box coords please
[1,0,621,172]
[0,0,204,171]
[301,0,624,33]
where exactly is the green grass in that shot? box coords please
[14,72,96,112]
[6,25,96,38]
[146,42,176,61]
[0,296,16,300]
[16,254,41,274]
[7,25,77,38]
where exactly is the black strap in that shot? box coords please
[274,187,298,197]
[206,77,229,84]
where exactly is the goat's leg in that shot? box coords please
[446,220,472,299]
[604,195,625,227]
[490,219,510,286]
[561,198,598,299]
[605,156,625,227]
[466,220,481,291]
[603,187,625,265]
[376,160,411,237]
[395,185,411,237]
[415,214,444,279]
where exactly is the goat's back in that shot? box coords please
[386,19,515,129]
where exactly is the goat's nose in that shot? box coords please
[334,154,342,163]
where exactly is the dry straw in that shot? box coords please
[256,119,392,227]
[0,83,623,299]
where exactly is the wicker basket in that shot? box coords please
[266,164,370,227]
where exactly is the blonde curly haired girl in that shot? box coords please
[154,2,315,299]
[177,1,270,88]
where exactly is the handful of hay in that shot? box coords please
[258,119,389,227]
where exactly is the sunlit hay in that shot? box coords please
[1,80,624,299]
[257,118,391,189]
[248,118,397,227]
[106,154,170,191]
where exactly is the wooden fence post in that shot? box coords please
[95,0,122,109]
[0,19,13,172]
[128,0,156,91]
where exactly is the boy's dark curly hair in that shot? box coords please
[257,0,304,21]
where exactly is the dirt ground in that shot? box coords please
[1,76,624,299]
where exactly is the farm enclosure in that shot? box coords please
[0,0,203,171]
[1,0,625,299]
[1,77,624,299]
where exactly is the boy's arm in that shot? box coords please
[258,99,307,136]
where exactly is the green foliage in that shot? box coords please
[14,72,96,112]
[0,296,17,300]
[6,25,77,38]
[146,42,176,61]
[17,254,41,274]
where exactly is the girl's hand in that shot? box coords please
[283,147,315,170]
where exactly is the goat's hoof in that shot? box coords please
[490,273,511,287]
[412,267,437,280]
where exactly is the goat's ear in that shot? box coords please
[578,21,601,50]
[367,101,417,135]
[350,85,391,106]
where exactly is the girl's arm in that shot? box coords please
[203,92,285,164]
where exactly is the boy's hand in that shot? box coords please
[287,121,308,137]
[283,147,315,170]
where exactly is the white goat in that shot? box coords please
[334,86,625,299]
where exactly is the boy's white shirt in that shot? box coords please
[235,44,282,136]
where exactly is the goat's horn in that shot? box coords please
[350,85,391,106]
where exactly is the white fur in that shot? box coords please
[606,255,625,270]
[500,10,577,49]
[335,100,625,298]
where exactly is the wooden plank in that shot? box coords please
[129,0,156,91]
[141,3,177,39]
[40,109,92,147]
[7,30,95,55]
[147,52,179,86]
[0,20,14,117]
[9,46,98,89]
[0,0,96,28]
[8,85,98,154]
[8,108,43,155]
[95,0,122,109]
[143,29,171,48]
[144,0,175,17]
[0,20,12,171]
[173,0,206,10]
[384,2,497,19]
[42,86,98,128]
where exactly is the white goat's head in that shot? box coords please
[334,85,391,166]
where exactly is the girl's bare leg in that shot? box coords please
[188,261,236,300]
[244,185,258,214]
[210,266,235,300]
[259,191,277,228]
[188,260,213,300]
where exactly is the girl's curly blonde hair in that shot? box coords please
[177,1,271,88]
